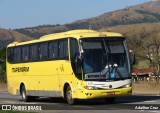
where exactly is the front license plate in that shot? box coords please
[107,92,115,95]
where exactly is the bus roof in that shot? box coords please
[7,29,123,47]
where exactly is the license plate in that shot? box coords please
[107,92,115,95]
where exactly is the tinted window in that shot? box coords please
[49,41,58,59]
[7,38,69,63]
[39,42,48,60]
[108,41,124,53]
[59,39,68,59]
[70,38,79,61]
[30,44,38,61]
[14,47,21,62]
[70,38,82,79]
[7,48,14,63]
[22,45,29,61]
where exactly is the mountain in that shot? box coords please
[0,28,32,49]
[71,0,160,29]
[14,0,160,38]
[15,25,68,39]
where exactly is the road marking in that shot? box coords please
[6,101,39,104]
[116,100,138,102]
[3,101,16,104]
[144,101,156,103]
[149,111,160,113]
[117,100,157,103]
[21,102,37,104]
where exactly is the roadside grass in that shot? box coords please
[0,83,7,91]
[132,81,160,95]
[0,111,35,113]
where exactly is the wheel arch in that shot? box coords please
[20,82,25,95]
[63,82,70,98]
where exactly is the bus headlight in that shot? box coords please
[84,86,98,90]
[122,83,132,88]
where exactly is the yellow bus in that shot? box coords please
[6,29,132,104]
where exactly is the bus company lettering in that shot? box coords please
[12,67,29,72]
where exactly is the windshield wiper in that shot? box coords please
[98,38,110,81]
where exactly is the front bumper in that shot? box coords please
[82,87,132,99]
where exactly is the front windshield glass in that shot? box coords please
[81,38,130,81]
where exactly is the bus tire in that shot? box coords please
[66,86,76,105]
[21,85,33,102]
[104,97,115,104]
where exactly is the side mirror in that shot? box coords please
[129,50,135,65]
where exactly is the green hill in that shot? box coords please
[14,1,160,38]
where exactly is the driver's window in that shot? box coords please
[70,38,82,79]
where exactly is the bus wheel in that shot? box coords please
[66,86,76,105]
[104,97,115,104]
[21,85,33,102]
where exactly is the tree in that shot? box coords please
[146,29,160,81]
[126,27,160,82]
[125,27,150,64]
[0,48,6,82]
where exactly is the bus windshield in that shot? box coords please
[80,38,131,81]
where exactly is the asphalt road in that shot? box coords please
[0,91,160,113]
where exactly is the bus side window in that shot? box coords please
[39,42,48,60]
[7,48,14,63]
[30,44,38,61]
[14,47,21,63]
[59,39,68,60]
[49,41,58,59]
[22,46,29,62]
[70,38,79,61]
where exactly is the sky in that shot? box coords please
[0,0,151,29]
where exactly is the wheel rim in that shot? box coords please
[67,89,72,102]
[22,88,26,101]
